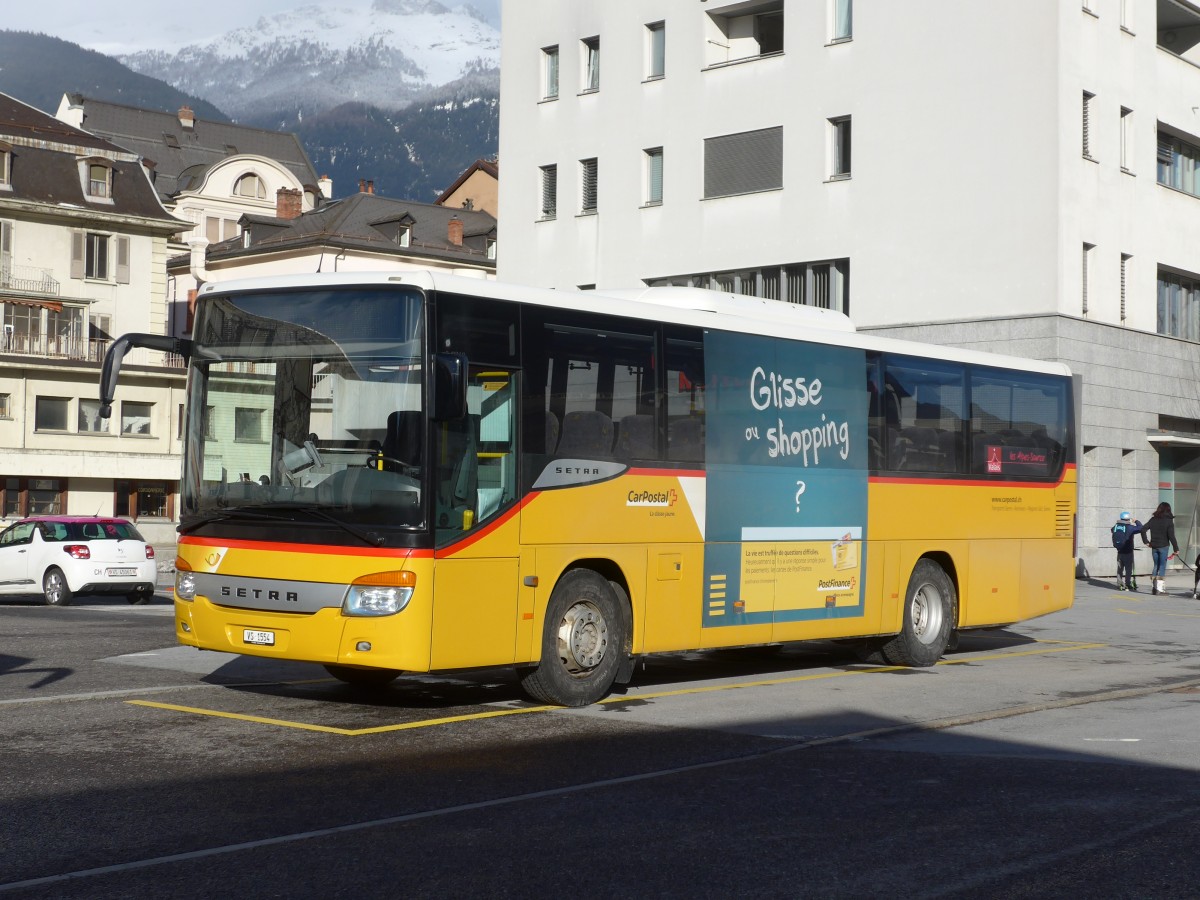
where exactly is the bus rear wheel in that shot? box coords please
[882,559,954,667]
[521,569,625,707]
[324,664,402,687]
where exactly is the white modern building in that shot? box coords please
[498,0,1200,576]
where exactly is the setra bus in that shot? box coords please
[99,271,1078,706]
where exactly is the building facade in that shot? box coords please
[0,92,184,551]
[55,95,326,339]
[497,0,1200,576]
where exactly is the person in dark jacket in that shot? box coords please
[1141,502,1179,595]
[1111,511,1143,591]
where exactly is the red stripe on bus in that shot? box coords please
[871,463,1075,490]
[178,535,434,558]
[437,493,542,556]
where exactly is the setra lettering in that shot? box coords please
[555,466,600,475]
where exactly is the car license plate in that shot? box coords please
[107,567,137,577]
[243,629,275,646]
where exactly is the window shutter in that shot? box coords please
[704,126,783,199]
[540,165,557,218]
[581,158,598,212]
[116,236,130,284]
[0,220,11,275]
[70,231,84,279]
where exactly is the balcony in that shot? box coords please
[1158,0,1200,66]
[0,263,60,296]
[0,330,111,362]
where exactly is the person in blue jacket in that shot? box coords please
[1110,511,1143,591]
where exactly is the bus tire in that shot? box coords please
[324,664,402,687]
[521,569,625,707]
[881,559,954,667]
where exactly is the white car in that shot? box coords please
[0,516,157,606]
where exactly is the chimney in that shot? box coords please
[358,179,366,193]
[367,180,375,194]
[276,187,303,220]
[178,106,195,131]
[318,174,333,199]
[448,216,463,247]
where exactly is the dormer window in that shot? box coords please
[234,173,266,199]
[398,224,411,247]
[0,143,11,189]
[79,158,114,202]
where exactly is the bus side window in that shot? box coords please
[666,334,705,464]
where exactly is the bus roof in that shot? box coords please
[196,270,1072,378]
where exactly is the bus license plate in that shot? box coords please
[243,629,275,646]
[107,567,137,577]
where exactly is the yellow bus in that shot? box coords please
[100,271,1078,706]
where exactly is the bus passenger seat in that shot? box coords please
[545,411,560,454]
[669,416,704,462]
[615,414,656,459]
[555,410,614,458]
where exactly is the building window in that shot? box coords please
[582,36,600,92]
[829,116,852,179]
[205,216,239,243]
[1120,107,1133,172]
[1121,0,1133,31]
[235,407,264,442]
[832,0,853,41]
[648,259,850,315]
[646,22,666,79]
[580,157,598,213]
[78,398,110,433]
[0,392,8,417]
[1157,129,1200,197]
[85,232,109,280]
[87,163,111,198]
[234,173,267,199]
[539,164,558,219]
[34,397,70,432]
[1082,0,1095,13]
[121,401,152,436]
[1082,242,1095,316]
[644,147,663,206]
[705,2,784,67]
[0,144,10,188]
[541,45,559,100]
[486,238,497,260]
[2,477,64,517]
[114,480,170,520]
[1082,91,1095,160]
[1120,253,1132,323]
[703,126,783,199]
[1158,268,1200,340]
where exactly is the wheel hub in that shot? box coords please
[557,601,608,674]
[911,583,944,644]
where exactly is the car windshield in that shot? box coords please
[39,521,145,542]
[180,287,427,534]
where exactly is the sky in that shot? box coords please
[5,0,501,54]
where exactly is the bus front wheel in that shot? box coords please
[521,569,625,707]
[882,559,954,667]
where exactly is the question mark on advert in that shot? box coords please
[794,480,806,513]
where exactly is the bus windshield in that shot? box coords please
[180,287,428,537]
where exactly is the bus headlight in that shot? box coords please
[175,568,197,601]
[343,571,416,616]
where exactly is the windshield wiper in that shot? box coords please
[272,504,386,547]
[178,506,281,534]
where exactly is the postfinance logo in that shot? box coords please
[626,488,678,508]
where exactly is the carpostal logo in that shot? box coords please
[626,488,678,508]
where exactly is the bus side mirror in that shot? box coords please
[99,333,192,418]
[432,352,467,422]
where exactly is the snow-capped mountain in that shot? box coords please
[120,0,499,123]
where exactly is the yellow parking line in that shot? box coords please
[125,640,1106,734]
